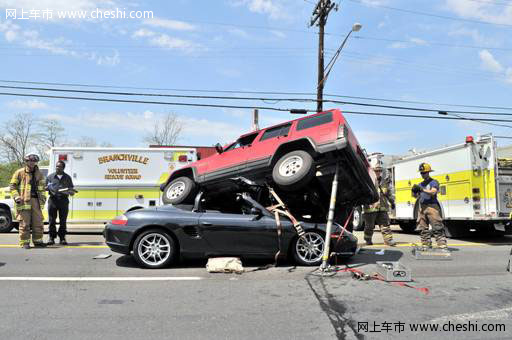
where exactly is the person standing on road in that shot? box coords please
[46,160,75,245]
[9,154,47,249]
[412,163,448,252]
[362,164,397,247]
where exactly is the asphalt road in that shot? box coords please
[0,228,511,340]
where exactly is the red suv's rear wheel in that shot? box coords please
[272,150,314,191]
[162,176,198,205]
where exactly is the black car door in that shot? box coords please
[198,211,279,255]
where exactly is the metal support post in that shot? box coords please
[320,162,340,271]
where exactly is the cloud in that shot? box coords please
[410,37,427,46]
[0,20,120,66]
[7,99,48,110]
[479,49,504,73]
[231,0,289,20]
[132,28,204,53]
[506,68,512,84]
[355,130,408,146]
[444,0,512,25]
[389,42,408,49]
[143,18,197,31]
[44,111,248,145]
[270,30,286,39]
[228,28,250,39]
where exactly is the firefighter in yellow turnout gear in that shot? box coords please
[362,165,397,246]
[9,154,47,249]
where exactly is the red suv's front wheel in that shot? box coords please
[272,150,315,191]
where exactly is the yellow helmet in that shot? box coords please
[418,163,433,173]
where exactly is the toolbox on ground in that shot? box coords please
[375,261,412,282]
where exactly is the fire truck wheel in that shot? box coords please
[162,177,197,205]
[272,150,314,191]
[0,208,14,233]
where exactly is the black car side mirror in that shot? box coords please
[215,143,223,154]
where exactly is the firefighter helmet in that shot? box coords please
[418,162,433,173]
[24,154,40,162]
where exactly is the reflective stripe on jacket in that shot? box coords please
[9,166,46,211]
[363,177,393,213]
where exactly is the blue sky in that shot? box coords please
[0,0,511,155]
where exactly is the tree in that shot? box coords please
[34,118,66,162]
[0,113,36,166]
[143,112,183,146]
[75,136,98,147]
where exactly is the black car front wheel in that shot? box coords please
[133,229,177,269]
[292,230,325,266]
[272,150,315,191]
[0,208,14,233]
[162,176,198,205]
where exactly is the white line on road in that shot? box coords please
[0,277,203,281]
[429,306,512,323]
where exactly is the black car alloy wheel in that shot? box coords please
[293,230,325,266]
[133,229,176,269]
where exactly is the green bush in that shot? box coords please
[0,163,20,188]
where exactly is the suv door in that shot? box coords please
[202,132,259,182]
[247,123,292,171]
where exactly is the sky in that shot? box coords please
[0,0,511,155]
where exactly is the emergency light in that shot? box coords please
[465,136,474,143]
[58,154,68,161]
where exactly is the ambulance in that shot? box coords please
[391,134,512,237]
[0,147,197,232]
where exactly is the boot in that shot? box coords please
[385,239,397,247]
[22,243,30,249]
[47,238,55,246]
[60,238,68,245]
[33,242,47,248]
[364,238,373,246]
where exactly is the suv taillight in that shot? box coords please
[111,215,128,226]
[338,125,347,139]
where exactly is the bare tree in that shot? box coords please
[75,136,98,147]
[100,141,114,147]
[35,118,66,162]
[143,113,183,146]
[0,113,36,165]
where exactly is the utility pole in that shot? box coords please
[310,0,337,113]
[252,109,259,131]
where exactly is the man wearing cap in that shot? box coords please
[9,154,47,249]
[46,160,75,245]
[362,164,397,246]
[412,163,448,251]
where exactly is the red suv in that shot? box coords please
[160,109,378,207]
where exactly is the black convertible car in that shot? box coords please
[104,191,358,269]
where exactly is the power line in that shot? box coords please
[2,91,512,126]
[347,0,512,28]
[1,79,512,111]
[3,84,512,117]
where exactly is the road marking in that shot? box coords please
[0,245,109,248]
[0,277,203,281]
[363,242,489,248]
[429,306,512,323]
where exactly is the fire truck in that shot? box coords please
[391,134,512,237]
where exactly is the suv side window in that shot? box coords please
[296,112,333,131]
[260,123,291,142]
[224,133,259,152]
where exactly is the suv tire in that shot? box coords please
[162,177,198,205]
[272,150,314,191]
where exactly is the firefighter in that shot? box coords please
[362,164,397,246]
[412,163,448,252]
[10,154,47,249]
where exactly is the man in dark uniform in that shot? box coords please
[412,163,448,252]
[46,160,75,245]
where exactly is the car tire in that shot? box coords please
[292,230,325,266]
[162,177,198,205]
[272,150,314,191]
[0,208,14,233]
[352,206,364,231]
[133,229,177,269]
